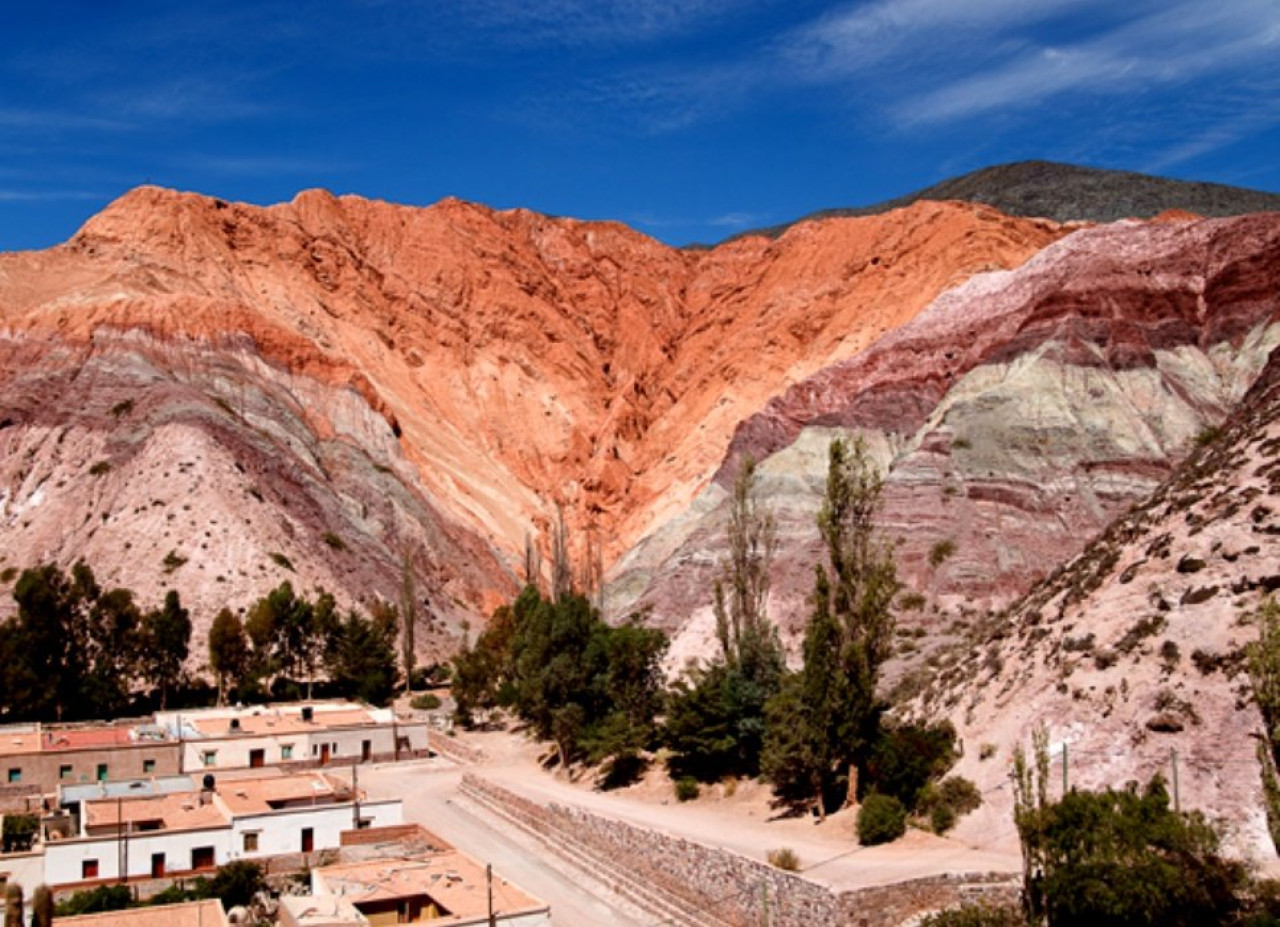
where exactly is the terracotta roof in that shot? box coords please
[215,771,348,815]
[187,705,377,738]
[54,898,228,926]
[83,791,227,832]
[315,853,547,923]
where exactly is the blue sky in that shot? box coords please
[2,0,1278,250]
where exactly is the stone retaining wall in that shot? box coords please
[461,774,1018,927]
[428,730,486,765]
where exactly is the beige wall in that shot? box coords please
[0,742,182,793]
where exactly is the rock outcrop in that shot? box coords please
[0,187,1060,648]
[910,342,1280,860]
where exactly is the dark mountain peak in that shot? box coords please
[738,160,1280,241]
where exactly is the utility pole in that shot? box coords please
[487,863,496,927]
[1171,748,1181,813]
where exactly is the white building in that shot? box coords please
[37,770,401,890]
[155,702,429,773]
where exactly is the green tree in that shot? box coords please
[82,586,143,718]
[245,581,312,690]
[762,436,898,815]
[140,590,191,710]
[328,607,399,705]
[209,608,250,705]
[400,552,417,687]
[666,459,784,780]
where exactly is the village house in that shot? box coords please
[280,852,550,927]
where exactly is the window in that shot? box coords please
[243,832,259,853]
[82,859,99,879]
[6,769,20,783]
[96,764,108,782]
[143,759,156,774]
[59,765,72,780]
[191,846,215,871]
[281,744,293,760]
[202,751,217,767]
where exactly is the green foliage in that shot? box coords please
[411,692,442,711]
[328,604,399,706]
[109,399,135,418]
[929,538,957,567]
[863,721,959,808]
[1013,727,1247,926]
[205,859,267,909]
[161,549,188,573]
[0,562,144,721]
[675,776,700,802]
[322,531,347,551]
[209,607,250,704]
[667,459,784,782]
[921,902,1026,927]
[919,776,982,834]
[857,792,907,845]
[767,847,800,871]
[0,567,15,584]
[453,586,666,771]
[4,883,21,927]
[268,551,295,571]
[761,436,898,818]
[88,460,112,476]
[55,885,132,916]
[140,589,191,710]
[245,581,339,696]
[31,885,52,927]
[1250,598,1280,853]
[2,813,37,852]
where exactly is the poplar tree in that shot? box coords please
[762,436,898,815]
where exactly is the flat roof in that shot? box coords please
[173,703,382,739]
[0,725,168,757]
[54,899,228,926]
[63,775,195,803]
[279,893,368,926]
[216,771,349,815]
[316,853,547,923]
[83,791,226,832]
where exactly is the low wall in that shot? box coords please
[461,774,1018,927]
[428,731,486,765]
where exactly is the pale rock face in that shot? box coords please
[912,347,1280,860]
[624,213,1280,662]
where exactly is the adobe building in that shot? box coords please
[154,702,430,773]
[283,852,551,927]
[0,722,179,805]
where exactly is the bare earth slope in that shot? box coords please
[617,212,1280,668]
[909,344,1280,861]
[0,188,1059,645]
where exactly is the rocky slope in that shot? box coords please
[908,342,1280,861]
[0,187,1060,651]
[745,160,1280,238]
[621,212,1280,670]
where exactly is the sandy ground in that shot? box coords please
[352,715,1019,926]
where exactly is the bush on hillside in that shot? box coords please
[857,792,906,845]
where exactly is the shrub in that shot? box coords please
[767,847,800,871]
[411,693,442,711]
[979,743,997,761]
[322,531,347,551]
[2,813,37,852]
[161,549,188,573]
[929,538,957,568]
[898,590,927,611]
[55,885,132,916]
[268,551,295,571]
[938,776,982,815]
[109,399,135,418]
[0,567,15,584]
[675,776,700,802]
[920,902,1025,926]
[88,460,112,476]
[930,802,958,834]
[857,793,907,845]
[1160,639,1181,667]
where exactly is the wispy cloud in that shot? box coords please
[0,108,132,132]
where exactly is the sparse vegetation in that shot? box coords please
[767,847,800,871]
[322,531,347,551]
[411,692,441,711]
[268,551,295,571]
[857,792,907,845]
[109,399,135,418]
[929,538,957,567]
[675,776,700,802]
[161,549,188,573]
[88,459,112,476]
